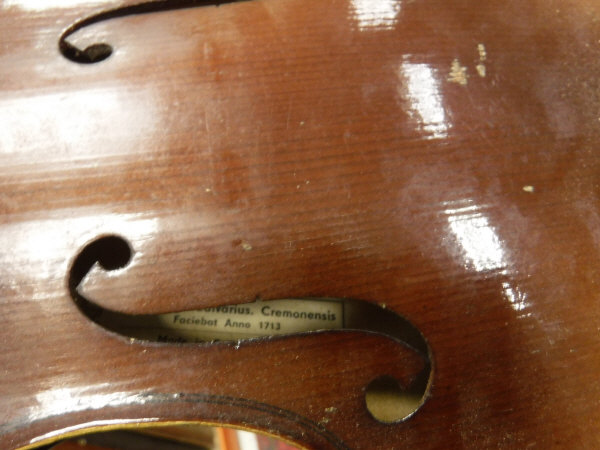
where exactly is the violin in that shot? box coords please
[1,0,599,448]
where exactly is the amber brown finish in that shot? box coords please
[2,0,600,448]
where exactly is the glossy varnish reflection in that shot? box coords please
[1,0,600,448]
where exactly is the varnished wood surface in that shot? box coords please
[1,0,600,448]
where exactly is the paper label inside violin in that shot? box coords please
[109,299,344,343]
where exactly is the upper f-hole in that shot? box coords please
[59,0,250,64]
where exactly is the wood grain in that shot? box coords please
[1,0,599,448]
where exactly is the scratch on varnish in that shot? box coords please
[448,59,468,85]
[476,43,487,77]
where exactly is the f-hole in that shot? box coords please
[69,235,433,423]
[59,0,251,63]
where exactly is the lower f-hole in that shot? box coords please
[70,235,433,423]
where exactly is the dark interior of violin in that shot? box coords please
[1,0,600,448]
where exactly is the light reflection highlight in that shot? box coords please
[502,281,531,314]
[445,200,532,315]
[445,201,506,272]
[351,0,401,30]
[29,385,151,422]
[0,89,158,159]
[3,0,94,11]
[399,62,449,139]
[237,430,260,450]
